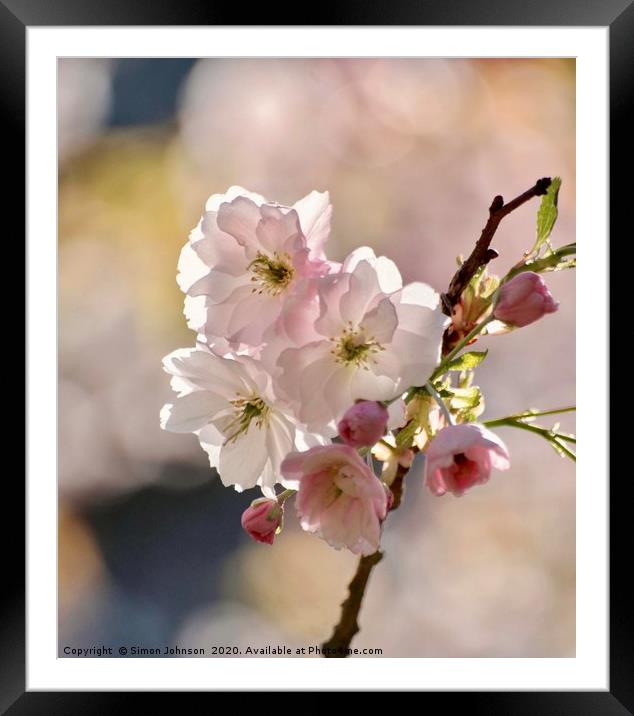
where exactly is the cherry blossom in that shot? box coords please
[275,252,448,434]
[160,346,319,495]
[158,176,576,655]
[280,444,388,555]
[178,186,335,352]
[494,271,559,327]
[241,498,284,545]
[424,423,510,497]
[338,400,389,448]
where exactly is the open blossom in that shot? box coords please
[160,346,319,495]
[424,423,510,497]
[494,271,558,327]
[275,249,448,435]
[241,498,283,545]
[178,186,336,352]
[338,400,389,448]
[280,445,388,555]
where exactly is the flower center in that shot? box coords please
[331,324,384,368]
[326,466,354,504]
[450,452,479,491]
[223,394,270,444]
[248,251,295,296]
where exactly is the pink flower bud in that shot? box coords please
[241,498,283,545]
[338,401,389,448]
[494,272,559,327]
[424,423,510,497]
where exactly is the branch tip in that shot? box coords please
[442,177,552,316]
[489,195,504,213]
[535,177,552,195]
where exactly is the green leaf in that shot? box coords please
[445,350,488,372]
[395,418,419,449]
[527,250,575,274]
[448,386,482,411]
[532,176,562,256]
[506,242,575,281]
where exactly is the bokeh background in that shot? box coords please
[58,58,575,658]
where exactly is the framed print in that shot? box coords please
[8,0,626,708]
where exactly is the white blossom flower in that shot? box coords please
[177,186,334,353]
[275,250,448,435]
[160,346,321,495]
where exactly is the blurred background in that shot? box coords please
[58,58,575,658]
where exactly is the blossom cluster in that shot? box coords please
[161,186,561,555]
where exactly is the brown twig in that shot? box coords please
[321,551,384,657]
[321,178,552,657]
[320,460,411,657]
[387,460,409,512]
[441,177,552,315]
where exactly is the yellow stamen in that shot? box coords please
[332,324,384,367]
[223,394,270,444]
[248,251,295,296]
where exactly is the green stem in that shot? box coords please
[484,418,575,444]
[485,406,576,422]
[505,243,576,281]
[552,440,577,460]
[484,417,576,461]
[276,488,296,505]
[431,315,494,380]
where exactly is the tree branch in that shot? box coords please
[441,177,552,314]
[321,460,411,657]
[321,551,384,657]
[322,178,553,657]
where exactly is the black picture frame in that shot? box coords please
[9,0,626,709]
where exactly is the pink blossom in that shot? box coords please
[275,250,448,435]
[424,423,510,497]
[494,272,558,327]
[338,401,389,448]
[280,445,388,555]
[241,498,283,545]
[178,187,334,351]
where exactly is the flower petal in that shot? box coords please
[162,347,248,395]
[216,195,262,248]
[292,190,332,259]
[218,422,269,491]
[160,391,226,433]
[340,260,382,327]
[362,296,398,344]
